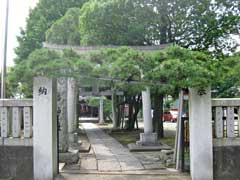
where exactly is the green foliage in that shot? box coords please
[88,47,148,95]
[15,0,88,62]
[88,46,216,95]
[79,0,155,45]
[8,44,218,98]
[79,0,239,54]
[87,98,112,115]
[139,0,240,54]
[173,0,240,54]
[213,52,240,97]
[8,48,94,97]
[46,8,81,45]
[158,46,215,89]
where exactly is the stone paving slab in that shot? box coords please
[128,143,171,152]
[56,173,191,180]
[115,154,139,162]
[80,157,97,170]
[98,160,121,171]
[120,161,144,171]
[143,163,166,170]
[81,123,176,172]
[82,123,145,172]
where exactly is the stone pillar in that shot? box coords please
[142,87,153,133]
[33,77,57,180]
[67,78,77,142]
[12,107,22,138]
[23,107,33,138]
[0,107,9,137]
[189,87,213,180]
[99,96,104,124]
[57,78,68,152]
[112,91,117,128]
[137,86,157,145]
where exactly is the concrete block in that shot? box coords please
[128,143,171,152]
[137,133,158,146]
[68,133,78,143]
[0,146,33,180]
[214,146,240,180]
[59,150,79,164]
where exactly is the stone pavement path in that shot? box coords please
[56,173,191,180]
[81,123,144,172]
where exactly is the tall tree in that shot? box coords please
[212,52,240,97]
[88,47,146,130]
[79,0,156,45]
[46,8,81,45]
[139,0,240,54]
[15,0,88,63]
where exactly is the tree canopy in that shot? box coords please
[15,0,88,63]
[139,0,240,54]
[77,0,240,54]
[46,8,81,45]
[79,0,155,45]
[212,52,240,97]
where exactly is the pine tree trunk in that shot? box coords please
[128,102,135,130]
[153,92,164,138]
[112,91,118,129]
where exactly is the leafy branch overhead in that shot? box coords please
[8,45,217,97]
[8,0,240,98]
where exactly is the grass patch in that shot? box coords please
[160,137,175,148]
[109,130,140,146]
[109,129,175,148]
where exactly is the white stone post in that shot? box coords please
[57,78,69,152]
[0,107,9,137]
[99,96,104,124]
[189,87,213,180]
[33,77,57,180]
[112,91,117,128]
[23,107,33,138]
[138,86,157,145]
[12,107,22,138]
[142,87,153,133]
[67,78,77,136]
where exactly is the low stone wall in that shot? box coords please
[0,146,33,180]
[213,146,240,180]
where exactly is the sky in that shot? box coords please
[0,0,38,67]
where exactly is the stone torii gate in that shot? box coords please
[34,44,172,179]
[43,43,169,144]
